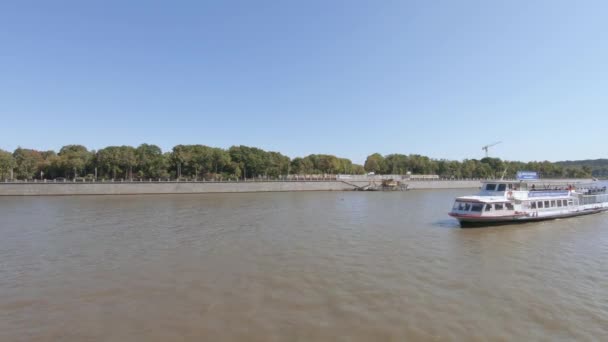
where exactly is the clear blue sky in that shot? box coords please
[1,0,607,164]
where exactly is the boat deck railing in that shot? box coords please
[580,193,608,205]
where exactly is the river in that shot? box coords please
[1,190,607,341]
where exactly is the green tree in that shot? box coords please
[38,150,60,179]
[291,157,314,174]
[446,160,463,178]
[229,145,269,179]
[190,145,213,179]
[408,154,436,174]
[58,145,92,179]
[338,158,353,174]
[118,146,137,180]
[136,144,167,178]
[460,159,477,178]
[212,148,231,177]
[0,149,16,179]
[171,145,194,179]
[267,151,290,177]
[96,146,123,179]
[13,148,45,180]
[581,165,592,177]
[316,155,341,174]
[351,164,366,175]
[364,153,386,173]
[476,163,494,179]
[480,157,505,179]
[385,154,409,174]
[230,162,242,179]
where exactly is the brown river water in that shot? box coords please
[1,190,607,341]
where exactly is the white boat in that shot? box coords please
[449,178,608,227]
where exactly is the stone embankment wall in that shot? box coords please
[0,180,483,196]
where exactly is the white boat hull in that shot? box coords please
[450,205,608,227]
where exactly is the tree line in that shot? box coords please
[363,153,593,179]
[555,159,608,178]
[0,144,366,180]
[0,145,594,180]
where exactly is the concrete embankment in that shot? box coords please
[0,180,483,196]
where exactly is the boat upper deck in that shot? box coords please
[455,179,607,203]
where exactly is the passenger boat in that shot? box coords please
[448,176,608,227]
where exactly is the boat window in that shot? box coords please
[485,204,492,211]
[531,202,537,209]
[505,203,514,210]
[538,201,543,208]
[544,201,550,208]
[557,200,562,207]
[508,184,513,190]
[464,203,471,211]
[563,200,568,206]
[551,200,556,207]
[497,184,507,191]
[471,203,483,212]
[485,184,497,191]
[495,203,504,210]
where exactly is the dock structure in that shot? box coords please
[352,178,409,191]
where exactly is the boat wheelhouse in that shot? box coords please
[449,179,608,227]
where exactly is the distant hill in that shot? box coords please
[555,159,608,178]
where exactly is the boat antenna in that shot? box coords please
[500,166,508,180]
[482,141,502,157]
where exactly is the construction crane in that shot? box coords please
[482,141,502,157]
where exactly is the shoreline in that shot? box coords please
[0,179,593,196]
[0,180,481,196]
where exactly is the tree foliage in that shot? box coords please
[555,159,608,178]
[362,152,593,179]
[136,144,167,179]
[13,148,45,179]
[229,145,289,179]
[290,154,361,175]
[0,144,596,180]
[0,149,16,179]
[58,145,92,178]
[364,153,386,173]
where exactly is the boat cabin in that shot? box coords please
[452,199,515,215]
[479,181,528,196]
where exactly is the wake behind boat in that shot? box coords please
[449,172,608,227]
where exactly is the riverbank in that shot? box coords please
[0,179,594,196]
[0,180,485,196]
